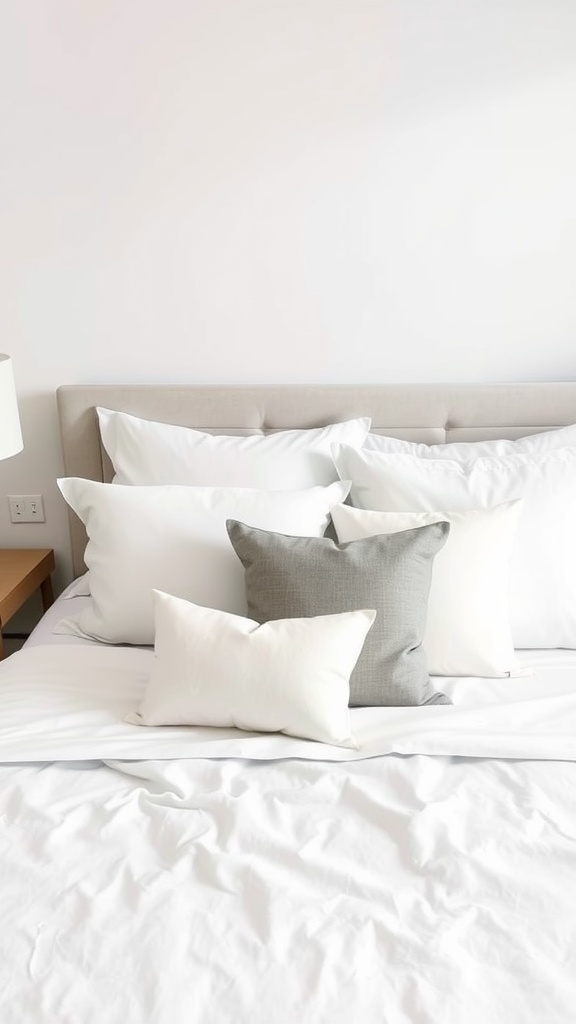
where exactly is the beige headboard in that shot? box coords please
[57,382,576,577]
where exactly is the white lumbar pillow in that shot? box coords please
[332,444,576,649]
[97,407,371,487]
[364,423,576,460]
[55,478,350,646]
[127,590,376,747]
[331,502,521,677]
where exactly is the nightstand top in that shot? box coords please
[0,548,55,613]
[0,548,54,598]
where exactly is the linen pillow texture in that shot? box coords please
[55,478,350,646]
[332,444,576,649]
[226,519,451,707]
[97,407,371,488]
[331,502,521,678]
[364,423,576,460]
[127,590,377,747]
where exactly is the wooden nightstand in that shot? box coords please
[0,548,55,659]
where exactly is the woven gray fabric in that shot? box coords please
[227,519,451,707]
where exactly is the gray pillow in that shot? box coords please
[226,519,451,707]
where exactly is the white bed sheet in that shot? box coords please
[14,588,576,762]
[26,583,106,648]
[2,592,575,1024]
[1,643,576,763]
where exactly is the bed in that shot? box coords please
[1,382,576,1024]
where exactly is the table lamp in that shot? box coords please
[0,354,23,460]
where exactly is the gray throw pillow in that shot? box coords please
[227,519,451,707]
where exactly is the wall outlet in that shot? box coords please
[8,494,46,523]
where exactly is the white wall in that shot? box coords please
[1,0,576,594]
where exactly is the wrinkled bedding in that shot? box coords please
[1,752,575,1024]
[1,634,575,1024]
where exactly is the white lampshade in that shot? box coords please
[0,354,23,460]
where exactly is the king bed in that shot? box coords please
[1,381,575,1024]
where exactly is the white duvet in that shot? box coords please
[1,644,575,1024]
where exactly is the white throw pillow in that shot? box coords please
[127,590,376,747]
[97,407,371,487]
[55,478,350,645]
[332,444,576,649]
[364,423,576,460]
[331,502,521,677]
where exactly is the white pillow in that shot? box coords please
[62,572,91,598]
[331,502,521,677]
[97,407,371,487]
[127,591,376,747]
[364,423,576,460]
[332,444,576,649]
[55,478,350,645]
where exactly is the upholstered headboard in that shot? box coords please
[57,382,576,576]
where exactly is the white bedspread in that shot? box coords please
[1,751,575,1024]
[1,644,575,1024]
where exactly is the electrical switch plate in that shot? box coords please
[8,494,46,523]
